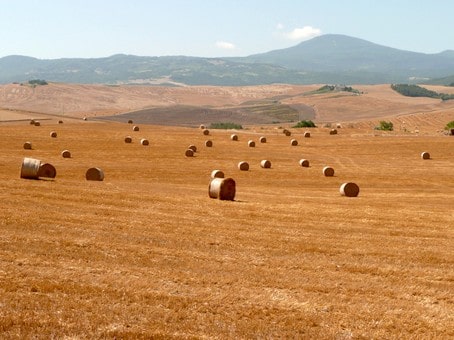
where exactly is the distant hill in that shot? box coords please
[1,34,454,85]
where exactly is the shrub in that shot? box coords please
[293,120,316,128]
[375,121,394,131]
[445,121,454,130]
[209,122,243,130]
[28,79,48,85]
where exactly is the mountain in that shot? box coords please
[1,34,454,85]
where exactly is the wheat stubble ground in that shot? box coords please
[0,120,453,338]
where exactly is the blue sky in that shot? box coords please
[1,0,453,59]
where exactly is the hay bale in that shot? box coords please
[238,161,249,171]
[208,177,236,201]
[141,138,149,146]
[231,134,238,141]
[259,136,267,143]
[61,150,71,158]
[38,163,57,179]
[132,125,139,131]
[299,159,310,167]
[188,145,197,152]
[340,182,360,197]
[185,149,194,157]
[83,117,87,121]
[20,157,41,179]
[34,121,41,126]
[336,123,342,129]
[58,120,63,124]
[304,131,311,138]
[200,124,206,129]
[23,141,32,150]
[50,131,57,138]
[86,167,104,181]
[203,129,210,135]
[248,140,255,147]
[211,169,225,179]
[421,151,430,159]
[260,160,271,168]
[124,136,132,143]
[449,128,454,136]
[128,119,133,124]
[323,166,335,177]
[283,129,291,136]
[330,129,338,135]
[290,139,298,146]
[30,119,35,125]
[205,140,213,147]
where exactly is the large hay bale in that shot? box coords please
[290,139,298,146]
[58,120,64,124]
[124,136,132,143]
[30,119,35,125]
[340,182,360,197]
[200,124,206,129]
[38,163,57,179]
[20,157,41,179]
[203,129,210,135]
[304,131,311,138]
[248,140,255,147]
[23,141,32,150]
[188,145,197,152]
[141,138,149,146]
[61,150,71,158]
[208,177,236,201]
[260,160,271,168]
[231,134,238,141]
[132,125,140,131]
[83,117,87,121]
[238,161,249,171]
[34,121,41,126]
[259,136,267,143]
[205,140,213,147]
[299,159,310,167]
[283,129,291,136]
[421,151,430,160]
[211,169,225,179]
[330,129,338,135]
[185,149,194,157]
[86,167,104,181]
[128,119,133,124]
[323,166,335,177]
[50,131,57,138]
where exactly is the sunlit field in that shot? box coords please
[1,118,453,338]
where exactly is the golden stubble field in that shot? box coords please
[0,118,453,338]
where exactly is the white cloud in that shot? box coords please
[276,23,284,30]
[282,26,321,41]
[215,41,236,50]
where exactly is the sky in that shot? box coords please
[1,0,453,59]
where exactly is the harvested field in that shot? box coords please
[0,119,453,338]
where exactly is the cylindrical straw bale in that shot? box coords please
[58,120,63,124]
[124,136,132,143]
[259,136,267,143]
[283,129,291,136]
[86,167,104,181]
[38,163,57,179]
[231,134,238,141]
[83,117,87,121]
[203,129,210,135]
[421,151,430,160]
[304,131,311,138]
[340,182,360,197]
[205,140,213,147]
[238,161,249,171]
[188,145,197,152]
[248,140,255,147]
[211,170,225,179]
[330,129,338,135]
[185,149,194,157]
[20,157,41,179]
[30,119,35,125]
[23,142,32,150]
[323,166,335,177]
[128,119,133,124]
[50,131,57,138]
[299,159,310,167]
[141,138,149,146]
[208,177,236,201]
[200,124,206,129]
[132,125,139,131]
[260,160,271,168]
[34,121,41,126]
[61,150,71,158]
[290,139,298,146]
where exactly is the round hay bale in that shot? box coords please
[211,169,225,179]
[336,123,342,129]
[238,161,249,171]
[124,136,132,143]
[86,167,104,181]
[185,149,194,157]
[304,131,311,138]
[128,119,133,124]
[61,150,71,158]
[188,145,197,152]
[203,129,210,135]
[290,139,298,146]
[83,117,87,121]
[58,120,64,124]
[259,136,267,143]
[283,129,291,136]
[299,159,310,167]
[132,125,139,131]
[38,163,56,179]
[50,131,57,138]
[205,140,213,147]
[330,129,338,135]
[323,166,335,177]
[30,119,35,125]
[248,140,255,147]
[260,160,271,168]
[208,177,236,201]
[200,124,206,129]
[34,121,41,126]
[23,141,32,150]
[231,134,238,141]
[141,138,149,146]
[20,157,41,179]
[340,182,360,197]
[421,151,430,160]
